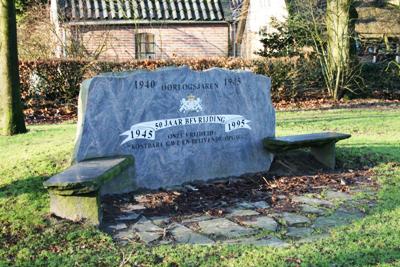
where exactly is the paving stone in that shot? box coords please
[135,230,163,244]
[113,228,135,241]
[198,218,254,239]
[300,204,325,215]
[336,210,364,219]
[150,216,171,226]
[312,217,341,229]
[241,216,278,231]
[237,201,255,209]
[109,223,128,230]
[251,201,270,209]
[325,190,353,201]
[227,209,259,218]
[181,215,213,224]
[132,217,164,244]
[313,210,364,229]
[236,200,271,210]
[169,223,215,244]
[292,196,333,207]
[282,212,311,226]
[225,236,289,247]
[116,212,141,221]
[286,227,313,238]
[336,206,363,214]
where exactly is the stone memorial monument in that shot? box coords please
[44,67,350,225]
[74,66,275,189]
[44,66,276,225]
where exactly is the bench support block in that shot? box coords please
[310,142,336,169]
[49,191,101,225]
[263,132,350,170]
[44,157,135,226]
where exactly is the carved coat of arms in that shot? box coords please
[179,95,203,113]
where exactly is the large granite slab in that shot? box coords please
[43,156,134,194]
[73,66,275,189]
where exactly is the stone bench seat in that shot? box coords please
[263,132,351,169]
[43,156,135,225]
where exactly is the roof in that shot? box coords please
[57,0,235,24]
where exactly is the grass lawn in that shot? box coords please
[1,107,399,266]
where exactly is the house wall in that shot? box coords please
[69,23,229,61]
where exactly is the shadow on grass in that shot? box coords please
[336,145,400,169]
[0,176,47,199]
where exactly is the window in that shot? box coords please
[135,33,155,59]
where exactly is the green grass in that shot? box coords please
[1,107,400,266]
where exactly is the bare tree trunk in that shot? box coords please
[326,0,352,100]
[0,0,26,135]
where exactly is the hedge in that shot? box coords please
[19,57,321,108]
[18,57,399,122]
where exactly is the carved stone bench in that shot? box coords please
[43,156,135,225]
[263,132,351,169]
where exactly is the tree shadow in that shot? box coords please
[336,144,400,169]
[0,175,48,200]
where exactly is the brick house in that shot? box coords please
[51,0,399,61]
[51,0,290,61]
[51,0,236,61]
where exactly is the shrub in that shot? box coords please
[19,60,87,106]
[19,57,397,122]
[358,62,400,99]
[19,57,318,110]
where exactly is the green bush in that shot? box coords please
[19,57,318,111]
[18,58,398,119]
[358,62,400,99]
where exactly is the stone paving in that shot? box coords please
[102,185,378,247]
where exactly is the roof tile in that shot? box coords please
[59,0,232,22]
